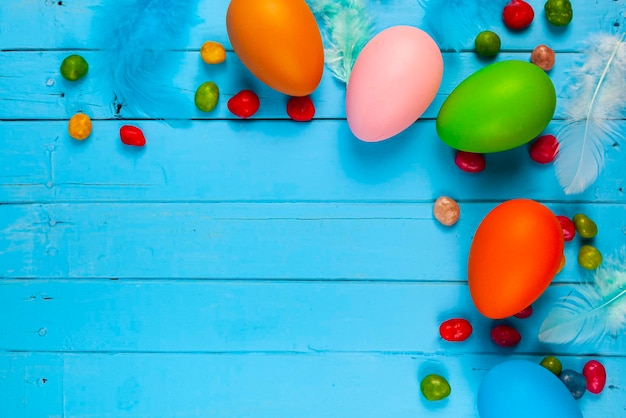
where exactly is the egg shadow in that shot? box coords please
[337,123,423,185]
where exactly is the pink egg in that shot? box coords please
[346,26,443,142]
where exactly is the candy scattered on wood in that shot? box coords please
[560,369,587,399]
[420,374,451,401]
[513,305,533,319]
[531,45,556,71]
[540,355,563,376]
[503,0,535,30]
[529,134,559,163]
[68,113,92,140]
[433,196,460,226]
[582,360,606,394]
[286,96,315,121]
[490,324,521,347]
[455,151,485,173]
[439,318,473,342]
[557,215,576,241]
[120,125,146,147]
[200,41,226,64]
[228,90,260,118]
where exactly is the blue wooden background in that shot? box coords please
[1,0,625,417]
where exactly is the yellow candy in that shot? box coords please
[68,113,92,140]
[200,41,226,64]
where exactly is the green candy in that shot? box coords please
[578,245,602,270]
[195,81,219,112]
[436,60,556,153]
[540,355,563,376]
[420,374,451,401]
[545,0,573,27]
[573,213,597,238]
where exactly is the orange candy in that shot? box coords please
[226,0,324,96]
[68,113,92,140]
[468,199,564,319]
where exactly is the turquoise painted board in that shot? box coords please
[1,0,625,417]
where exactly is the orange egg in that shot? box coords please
[468,199,564,319]
[226,0,324,97]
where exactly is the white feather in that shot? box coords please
[417,0,508,51]
[554,32,626,195]
[307,0,374,83]
[538,249,626,345]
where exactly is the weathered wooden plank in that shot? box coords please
[1,0,624,52]
[0,49,622,120]
[1,352,623,418]
[1,279,624,356]
[1,202,623,280]
[1,120,624,204]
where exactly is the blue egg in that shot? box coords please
[478,360,582,418]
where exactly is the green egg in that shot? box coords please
[420,374,451,401]
[436,60,556,153]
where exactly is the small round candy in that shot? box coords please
[556,215,576,241]
[502,0,535,30]
[420,374,451,401]
[573,213,597,238]
[195,81,219,112]
[490,324,521,347]
[439,318,473,342]
[475,31,501,57]
[531,45,556,71]
[540,355,563,376]
[560,369,587,399]
[60,54,89,81]
[67,113,92,140]
[200,41,226,64]
[513,305,533,319]
[455,151,485,173]
[433,196,460,226]
[529,134,559,163]
[582,360,606,394]
[545,0,573,26]
[578,245,602,270]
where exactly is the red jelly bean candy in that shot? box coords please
[119,125,146,147]
[513,305,533,319]
[583,360,607,394]
[503,0,534,30]
[455,151,486,173]
[287,96,315,121]
[529,134,559,164]
[228,89,260,118]
[439,318,473,342]
[490,324,521,347]
[557,215,576,242]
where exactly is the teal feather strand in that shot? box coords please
[554,32,626,195]
[539,248,626,345]
[417,0,508,51]
[307,0,374,83]
[102,0,200,119]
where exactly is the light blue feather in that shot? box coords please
[307,0,374,83]
[103,0,200,119]
[539,248,626,345]
[554,33,626,195]
[417,0,508,51]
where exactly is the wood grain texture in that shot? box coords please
[1,0,625,417]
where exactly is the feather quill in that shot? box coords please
[417,0,508,51]
[102,0,200,119]
[307,0,374,83]
[538,248,626,345]
[554,32,626,195]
